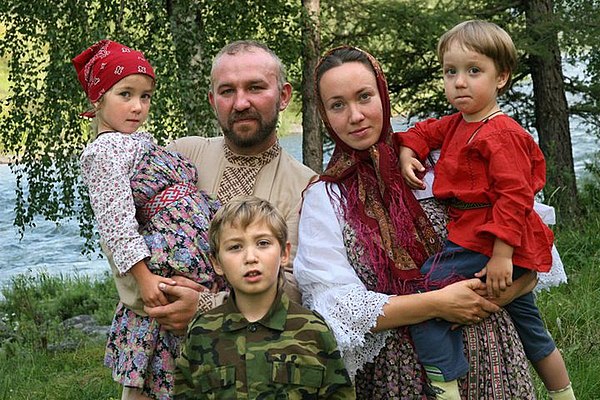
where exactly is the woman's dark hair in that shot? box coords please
[316,47,374,96]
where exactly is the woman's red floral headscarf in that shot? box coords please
[315,46,441,295]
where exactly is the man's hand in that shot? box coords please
[144,283,200,336]
[171,275,218,293]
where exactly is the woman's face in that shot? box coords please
[319,61,383,151]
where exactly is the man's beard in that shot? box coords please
[221,107,279,150]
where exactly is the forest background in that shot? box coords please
[0,0,599,399]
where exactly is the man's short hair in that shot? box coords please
[210,40,287,90]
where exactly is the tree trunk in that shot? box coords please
[524,0,579,219]
[301,0,322,172]
[166,0,214,136]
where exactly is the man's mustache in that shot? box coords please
[229,110,261,123]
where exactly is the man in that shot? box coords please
[143,41,316,333]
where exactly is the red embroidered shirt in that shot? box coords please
[396,113,553,272]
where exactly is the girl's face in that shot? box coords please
[319,61,383,151]
[94,74,154,134]
[442,41,509,122]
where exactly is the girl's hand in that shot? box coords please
[144,284,201,335]
[399,146,426,189]
[138,273,177,307]
[130,260,175,307]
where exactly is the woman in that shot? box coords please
[294,46,537,399]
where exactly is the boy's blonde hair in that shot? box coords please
[209,196,288,258]
[437,20,517,95]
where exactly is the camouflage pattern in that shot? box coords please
[174,290,355,399]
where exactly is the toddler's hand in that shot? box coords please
[399,146,426,189]
[484,256,513,298]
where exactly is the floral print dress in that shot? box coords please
[80,131,224,399]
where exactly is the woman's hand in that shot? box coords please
[374,278,500,332]
[433,278,501,325]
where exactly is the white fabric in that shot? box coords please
[533,203,568,292]
[294,181,392,380]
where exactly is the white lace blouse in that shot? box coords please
[294,181,393,380]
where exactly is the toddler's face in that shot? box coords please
[442,42,508,122]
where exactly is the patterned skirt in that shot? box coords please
[105,191,224,399]
[105,303,180,400]
[354,309,535,400]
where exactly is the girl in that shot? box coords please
[74,40,226,400]
[294,45,538,399]
[398,20,574,400]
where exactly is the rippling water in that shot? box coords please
[0,165,109,293]
[0,129,597,291]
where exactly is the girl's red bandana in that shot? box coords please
[72,39,155,117]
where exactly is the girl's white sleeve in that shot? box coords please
[80,133,150,274]
[294,181,392,379]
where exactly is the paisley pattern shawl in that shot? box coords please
[315,46,441,295]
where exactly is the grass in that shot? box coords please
[531,198,600,398]
[0,272,121,400]
[0,342,120,400]
[0,195,598,399]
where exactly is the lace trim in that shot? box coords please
[535,245,567,292]
[302,282,393,380]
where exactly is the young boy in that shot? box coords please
[396,20,575,400]
[173,196,355,399]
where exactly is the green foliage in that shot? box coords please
[0,0,303,253]
[0,271,118,350]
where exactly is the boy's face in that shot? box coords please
[442,42,509,122]
[211,219,290,299]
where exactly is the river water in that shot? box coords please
[0,128,597,292]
